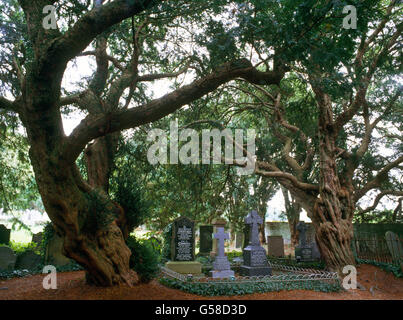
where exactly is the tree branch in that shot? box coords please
[0,96,17,113]
[62,58,286,163]
[355,156,403,201]
[357,190,403,215]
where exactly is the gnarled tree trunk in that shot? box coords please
[311,91,355,273]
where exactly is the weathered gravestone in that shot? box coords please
[295,221,315,262]
[45,233,71,266]
[32,233,43,247]
[385,231,403,263]
[199,225,213,256]
[0,225,10,245]
[0,246,16,271]
[240,210,272,276]
[210,227,234,278]
[267,236,285,257]
[15,250,42,270]
[235,232,243,249]
[165,217,202,275]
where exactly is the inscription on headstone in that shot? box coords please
[295,221,319,262]
[172,217,195,261]
[240,210,271,276]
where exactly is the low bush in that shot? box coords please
[159,277,341,296]
[126,236,161,283]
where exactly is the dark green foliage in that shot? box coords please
[126,236,161,283]
[159,277,341,296]
[83,189,118,233]
[161,223,173,262]
[41,222,54,260]
[110,139,150,233]
[267,257,326,270]
[0,261,83,280]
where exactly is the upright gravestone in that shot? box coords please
[45,233,71,266]
[267,236,285,257]
[385,231,403,263]
[235,232,243,249]
[295,221,315,262]
[0,246,16,271]
[165,216,202,275]
[210,227,234,278]
[199,225,213,256]
[15,250,42,270]
[0,225,10,245]
[210,218,227,257]
[240,210,272,276]
[32,233,43,247]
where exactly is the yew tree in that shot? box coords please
[199,0,402,271]
[0,0,291,286]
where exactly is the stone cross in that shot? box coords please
[297,221,308,246]
[214,227,229,257]
[245,210,262,246]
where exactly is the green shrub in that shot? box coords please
[8,240,41,256]
[159,277,341,296]
[126,236,161,283]
[161,223,173,262]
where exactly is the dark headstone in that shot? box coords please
[0,246,16,271]
[199,225,213,255]
[15,250,42,270]
[171,217,195,261]
[240,210,272,276]
[267,236,285,257]
[295,221,317,262]
[0,225,10,245]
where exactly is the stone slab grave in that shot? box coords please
[209,227,234,278]
[385,231,403,263]
[267,236,285,257]
[0,225,10,245]
[15,250,42,270]
[165,216,202,275]
[240,210,272,276]
[199,225,213,256]
[295,221,318,262]
[45,233,71,266]
[0,246,16,271]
